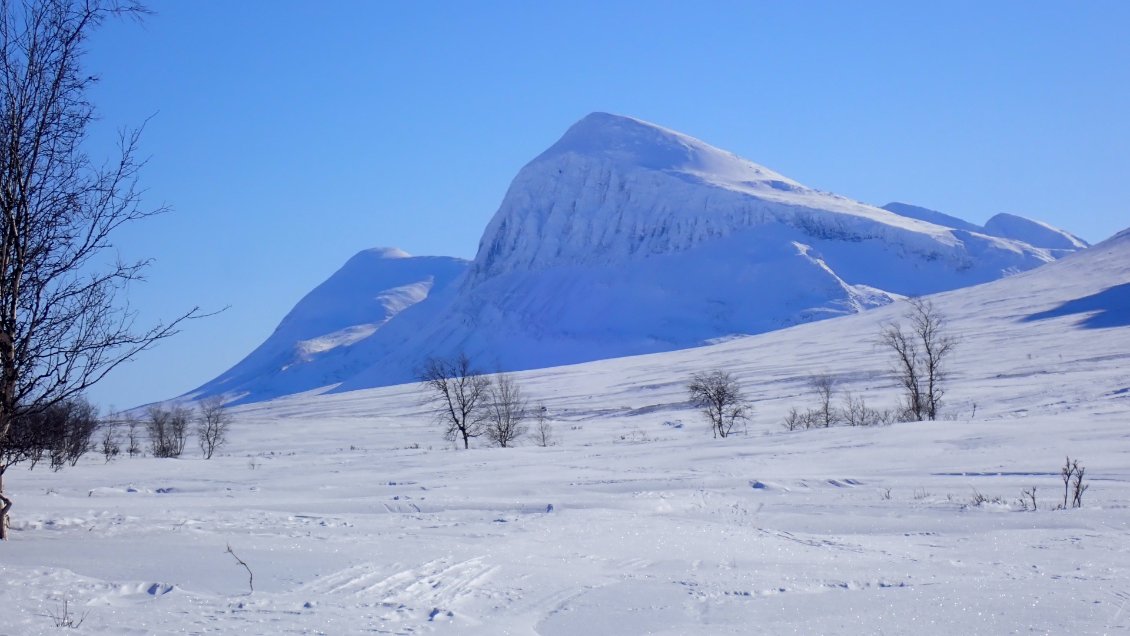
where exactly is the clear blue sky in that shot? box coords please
[81,1,1130,409]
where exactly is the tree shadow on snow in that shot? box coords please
[1022,282,1130,329]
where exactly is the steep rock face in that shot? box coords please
[188,249,468,402]
[187,113,1089,404]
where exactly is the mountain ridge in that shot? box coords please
[184,113,1089,405]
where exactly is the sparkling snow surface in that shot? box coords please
[1,230,1128,634]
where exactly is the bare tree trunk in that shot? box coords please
[0,468,10,540]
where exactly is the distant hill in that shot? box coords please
[881,202,1088,255]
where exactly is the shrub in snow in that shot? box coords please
[809,374,839,428]
[840,393,892,427]
[100,421,120,462]
[484,374,528,448]
[0,396,99,540]
[1060,456,1088,509]
[783,407,817,431]
[532,405,555,447]
[147,405,191,458]
[196,396,232,459]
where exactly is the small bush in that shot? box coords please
[100,422,120,462]
[147,405,191,458]
[196,396,232,459]
[1059,456,1088,509]
[840,393,894,427]
[782,407,818,431]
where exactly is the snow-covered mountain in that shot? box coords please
[882,202,1089,255]
[188,113,1088,404]
[187,249,468,402]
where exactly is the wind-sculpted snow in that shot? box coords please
[188,113,1088,404]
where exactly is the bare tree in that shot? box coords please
[123,412,141,457]
[782,406,817,431]
[1059,456,1088,509]
[484,373,528,448]
[45,397,97,470]
[99,418,119,461]
[418,353,491,449]
[809,374,838,428]
[0,1,202,538]
[879,298,956,421]
[839,393,892,427]
[532,404,554,447]
[0,395,96,534]
[1,395,95,469]
[687,370,750,439]
[147,404,190,458]
[196,396,231,459]
[880,320,922,420]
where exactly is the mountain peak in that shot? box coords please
[535,112,799,187]
[358,247,411,260]
[536,112,700,171]
[983,213,1089,251]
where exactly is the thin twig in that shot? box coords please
[225,543,253,593]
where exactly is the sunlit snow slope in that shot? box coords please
[882,202,1089,255]
[189,113,1086,404]
[188,249,468,402]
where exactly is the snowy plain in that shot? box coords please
[0,229,1128,634]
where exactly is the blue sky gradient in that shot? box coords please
[80,1,1130,408]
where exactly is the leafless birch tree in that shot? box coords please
[0,1,201,538]
[879,297,956,421]
[485,373,528,448]
[196,395,231,459]
[418,353,491,449]
[147,404,189,458]
[688,370,750,439]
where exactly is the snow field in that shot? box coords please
[1,229,1127,634]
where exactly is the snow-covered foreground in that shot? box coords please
[2,234,1129,634]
